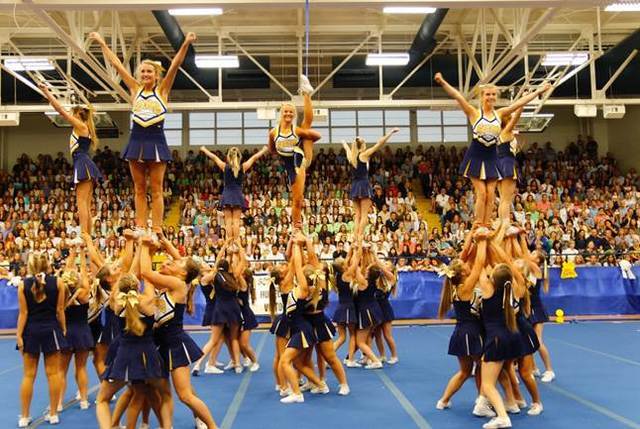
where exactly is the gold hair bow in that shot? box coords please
[308,268,326,288]
[436,265,455,279]
[116,290,139,307]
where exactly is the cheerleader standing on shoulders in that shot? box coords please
[140,236,216,429]
[59,245,94,411]
[38,83,102,234]
[434,72,549,225]
[343,128,399,242]
[331,253,358,367]
[495,108,524,228]
[16,252,68,427]
[373,261,399,365]
[238,268,260,371]
[200,146,269,240]
[90,31,196,232]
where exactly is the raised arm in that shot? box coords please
[292,243,309,299]
[434,72,476,119]
[38,83,87,131]
[502,107,524,136]
[341,140,353,160]
[140,238,183,292]
[16,284,28,351]
[242,146,269,172]
[82,231,104,267]
[200,146,226,171]
[119,230,136,274]
[158,32,197,98]
[361,128,399,160]
[498,83,551,117]
[461,238,487,293]
[65,247,77,271]
[56,278,67,335]
[89,32,138,94]
[158,230,182,260]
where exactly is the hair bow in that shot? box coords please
[116,290,139,307]
[436,265,455,279]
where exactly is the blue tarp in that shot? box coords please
[1,266,639,329]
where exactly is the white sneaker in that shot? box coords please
[79,400,90,410]
[243,357,252,368]
[195,417,207,429]
[516,399,527,408]
[436,399,451,410]
[280,393,304,404]
[338,384,350,396]
[215,361,224,367]
[310,382,329,394]
[224,361,235,371]
[505,403,520,414]
[527,402,544,416]
[138,424,149,429]
[483,416,512,429]
[249,362,260,372]
[204,363,223,375]
[380,356,387,363]
[234,366,243,374]
[274,385,281,392]
[473,396,496,418]
[299,381,313,392]
[388,356,399,365]
[299,74,314,95]
[345,360,362,368]
[18,416,31,428]
[191,363,202,377]
[75,390,81,401]
[532,368,541,377]
[279,388,292,397]
[45,414,60,425]
[365,361,383,370]
[541,371,556,383]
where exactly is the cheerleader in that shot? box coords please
[496,108,524,226]
[331,254,358,367]
[268,262,293,395]
[95,273,170,429]
[436,231,487,411]
[268,76,321,228]
[238,268,260,371]
[59,246,94,411]
[38,83,102,235]
[16,251,68,427]
[529,250,555,383]
[199,146,269,240]
[434,73,549,224]
[89,31,196,231]
[342,128,399,241]
[373,261,399,365]
[140,236,216,429]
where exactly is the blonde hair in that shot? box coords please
[61,269,80,295]
[278,103,297,124]
[28,251,50,303]
[348,137,365,168]
[227,147,242,178]
[117,273,145,337]
[72,105,99,149]
[492,264,518,333]
[136,59,165,85]
[437,260,464,319]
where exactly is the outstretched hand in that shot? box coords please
[88,32,105,45]
[185,32,197,44]
[434,72,444,85]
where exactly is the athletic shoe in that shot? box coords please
[18,416,32,428]
[505,403,520,414]
[532,368,541,377]
[44,414,60,425]
[195,417,207,429]
[204,363,223,374]
[527,403,544,416]
[79,400,90,410]
[279,388,292,397]
[345,360,362,368]
[299,75,314,95]
[280,393,304,404]
[473,396,496,418]
[249,362,260,372]
[365,361,383,370]
[482,416,512,429]
[516,399,527,408]
[75,390,81,401]
[541,371,556,383]
[388,356,399,365]
[380,356,387,363]
[299,381,313,392]
[243,357,252,368]
[191,363,201,377]
[138,424,149,429]
[234,365,243,374]
[223,361,235,371]
[436,399,451,410]
[338,384,351,396]
[310,382,329,394]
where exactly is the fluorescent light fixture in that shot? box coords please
[605,2,640,11]
[541,52,589,66]
[168,8,223,16]
[4,57,54,71]
[195,55,239,68]
[383,6,436,14]
[366,53,410,66]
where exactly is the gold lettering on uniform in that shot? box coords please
[133,99,163,117]
[475,123,500,136]
[276,138,297,154]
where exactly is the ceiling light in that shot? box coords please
[366,53,410,66]
[4,57,54,71]
[604,2,640,12]
[383,6,436,14]
[541,52,589,66]
[168,8,223,16]
[195,55,239,68]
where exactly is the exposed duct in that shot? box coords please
[152,10,199,77]
[406,8,449,70]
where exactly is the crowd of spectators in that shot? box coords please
[1,134,640,281]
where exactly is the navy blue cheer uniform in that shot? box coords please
[304,288,336,343]
[480,284,524,362]
[220,165,247,210]
[270,291,292,339]
[528,278,549,325]
[515,298,540,356]
[273,126,306,186]
[200,283,216,327]
[350,156,373,200]
[447,287,484,357]
[20,276,69,355]
[208,273,242,327]
[332,269,356,326]
[65,295,94,351]
[459,110,502,180]
[285,288,317,350]
[153,291,203,373]
[122,86,171,162]
[70,133,103,184]
[354,273,384,330]
[496,136,520,181]
[238,288,258,331]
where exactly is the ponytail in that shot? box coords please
[117,274,145,336]
[437,277,453,319]
[28,251,50,303]
[503,281,518,333]
[73,106,99,150]
[348,139,359,168]
[186,281,197,316]
[228,147,242,178]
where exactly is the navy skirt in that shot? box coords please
[20,321,69,355]
[269,313,292,339]
[220,188,247,210]
[102,337,165,382]
[122,123,172,162]
[378,298,395,323]
[459,139,500,180]
[201,299,216,327]
[496,143,520,181]
[210,299,242,327]
[332,302,357,325]
[286,314,317,350]
[448,320,484,357]
[65,322,95,351]
[355,300,384,330]
[73,151,103,184]
[90,319,103,344]
[305,312,336,343]
[154,329,203,373]
[350,179,372,200]
[482,324,525,362]
[517,314,540,356]
[529,304,549,325]
[240,304,259,331]
[283,151,305,187]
